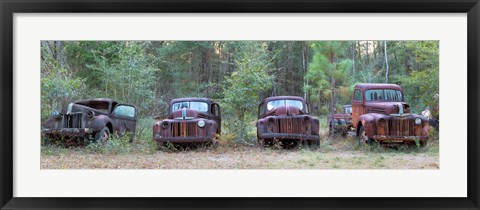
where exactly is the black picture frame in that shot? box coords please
[1,0,479,209]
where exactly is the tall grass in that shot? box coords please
[41,116,440,156]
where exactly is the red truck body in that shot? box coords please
[352,83,429,146]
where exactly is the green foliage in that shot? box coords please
[41,40,439,144]
[400,41,439,115]
[306,41,353,115]
[222,42,274,143]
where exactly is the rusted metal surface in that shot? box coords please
[351,83,430,145]
[328,105,353,136]
[42,98,137,143]
[256,96,320,147]
[41,128,90,136]
[153,98,221,144]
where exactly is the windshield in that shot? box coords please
[172,101,208,113]
[365,89,403,102]
[267,99,303,111]
[344,106,352,114]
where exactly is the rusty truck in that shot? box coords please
[327,105,353,136]
[256,96,320,148]
[153,98,221,148]
[42,98,137,145]
[352,83,429,146]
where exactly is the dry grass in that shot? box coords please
[41,117,439,169]
[41,136,439,169]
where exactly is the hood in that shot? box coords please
[364,102,411,115]
[171,108,199,120]
[60,103,97,115]
[266,105,305,117]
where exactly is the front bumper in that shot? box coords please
[373,135,429,143]
[42,128,91,137]
[154,134,214,143]
[259,133,320,141]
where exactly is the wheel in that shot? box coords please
[296,140,308,150]
[308,139,320,150]
[156,142,165,150]
[94,127,110,144]
[328,122,333,135]
[42,135,50,146]
[258,138,266,148]
[128,133,135,143]
[358,126,373,146]
[211,139,219,149]
[419,140,427,147]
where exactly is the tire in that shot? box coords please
[94,127,110,145]
[258,138,266,148]
[358,126,373,146]
[328,122,333,135]
[129,133,135,143]
[309,139,320,150]
[156,142,165,150]
[419,140,427,147]
[211,139,219,148]
[42,135,50,146]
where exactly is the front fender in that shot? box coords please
[88,115,112,133]
[256,119,268,138]
[358,114,377,137]
[310,117,320,135]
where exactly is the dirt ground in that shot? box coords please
[41,137,439,169]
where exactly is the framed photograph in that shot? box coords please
[1,0,479,209]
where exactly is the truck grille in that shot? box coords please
[387,118,415,136]
[171,121,200,137]
[271,117,306,134]
[64,113,83,128]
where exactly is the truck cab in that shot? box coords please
[328,105,353,136]
[153,98,221,147]
[256,96,320,148]
[352,84,429,146]
[42,98,137,145]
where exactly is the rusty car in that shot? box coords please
[153,98,221,148]
[352,83,429,146]
[256,96,320,148]
[327,105,353,136]
[42,98,137,145]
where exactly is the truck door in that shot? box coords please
[111,104,137,142]
[352,89,364,129]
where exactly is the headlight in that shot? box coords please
[52,110,61,119]
[415,118,422,125]
[379,119,386,127]
[304,116,310,122]
[161,121,170,129]
[198,120,205,128]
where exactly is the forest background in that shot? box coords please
[41,41,439,143]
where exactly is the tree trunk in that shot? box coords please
[302,42,307,100]
[352,42,356,79]
[201,50,210,94]
[365,41,369,66]
[329,74,336,136]
[328,47,336,136]
[384,41,389,83]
